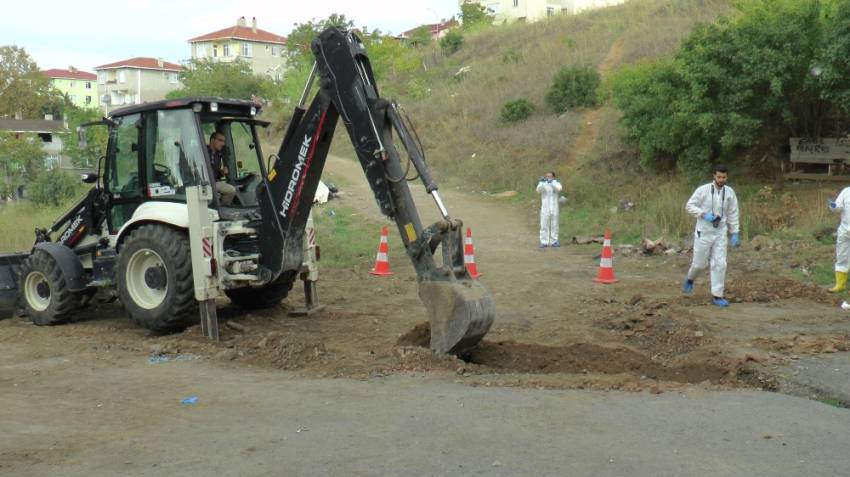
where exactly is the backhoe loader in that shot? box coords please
[0,27,495,353]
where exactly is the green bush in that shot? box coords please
[500,99,535,122]
[439,30,464,55]
[609,0,850,175]
[545,65,600,113]
[28,170,81,207]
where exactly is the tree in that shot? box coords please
[166,59,273,100]
[407,26,433,48]
[609,0,848,174]
[818,0,850,113]
[284,14,355,68]
[546,65,600,113]
[64,105,107,169]
[0,45,64,119]
[0,132,44,199]
[27,169,80,206]
[461,3,494,28]
[440,30,464,55]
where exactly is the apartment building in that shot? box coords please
[95,57,182,112]
[42,67,97,109]
[188,16,287,80]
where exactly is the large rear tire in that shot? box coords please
[19,250,79,325]
[117,225,197,332]
[225,272,295,310]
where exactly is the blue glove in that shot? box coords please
[702,212,716,222]
[730,233,739,248]
[828,199,837,210]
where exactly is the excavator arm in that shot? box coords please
[255,27,495,353]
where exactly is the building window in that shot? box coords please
[85,81,91,89]
[196,44,206,57]
[223,43,230,57]
[167,72,179,84]
[547,6,554,16]
[98,71,106,84]
[272,45,279,56]
[69,94,76,103]
[513,0,518,7]
[86,95,92,104]
[240,42,251,57]
[69,81,75,88]
[213,45,218,57]
[118,70,125,83]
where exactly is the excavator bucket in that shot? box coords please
[419,279,495,354]
[0,253,25,319]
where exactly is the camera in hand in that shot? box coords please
[711,215,723,228]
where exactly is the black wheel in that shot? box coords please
[225,272,295,310]
[19,250,79,325]
[117,225,197,332]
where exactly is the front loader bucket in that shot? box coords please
[419,279,495,354]
[0,253,26,319]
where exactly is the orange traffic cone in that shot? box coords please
[464,227,481,279]
[369,226,393,276]
[593,228,618,284]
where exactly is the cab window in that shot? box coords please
[144,109,209,200]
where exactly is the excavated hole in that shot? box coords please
[397,322,730,384]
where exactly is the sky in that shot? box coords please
[1,0,461,72]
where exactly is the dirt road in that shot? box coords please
[2,155,850,474]
[4,344,850,477]
[2,156,848,391]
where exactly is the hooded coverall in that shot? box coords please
[537,179,562,246]
[685,183,740,297]
[831,187,850,274]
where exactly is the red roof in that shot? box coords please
[95,57,182,72]
[42,68,96,80]
[189,25,286,45]
[401,19,458,37]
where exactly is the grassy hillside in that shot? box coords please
[319,0,837,247]
[387,0,729,193]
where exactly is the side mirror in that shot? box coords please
[81,173,99,184]
[76,127,87,149]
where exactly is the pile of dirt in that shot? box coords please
[594,296,708,357]
[466,340,732,384]
[727,276,833,305]
[393,320,732,384]
[752,334,850,355]
[396,322,430,347]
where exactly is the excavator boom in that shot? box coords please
[256,27,495,353]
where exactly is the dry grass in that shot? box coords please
[387,0,730,195]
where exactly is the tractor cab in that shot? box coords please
[91,97,267,233]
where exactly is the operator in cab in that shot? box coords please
[207,131,237,206]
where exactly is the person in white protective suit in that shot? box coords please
[682,165,740,307]
[536,171,562,248]
[827,186,850,296]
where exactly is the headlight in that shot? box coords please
[250,106,257,116]
[210,102,218,112]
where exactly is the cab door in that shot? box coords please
[104,113,143,233]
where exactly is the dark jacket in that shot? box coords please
[207,145,226,180]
